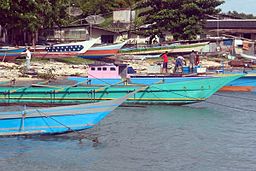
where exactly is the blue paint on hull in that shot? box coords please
[69,75,256,87]
[68,76,206,85]
[226,76,256,86]
[0,111,110,135]
[0,48,26,57]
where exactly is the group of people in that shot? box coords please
[160,50,200,73]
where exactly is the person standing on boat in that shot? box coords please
[195,53,200,66]
[25,47,31,70]
[174,56,186,73]
[161,51,169,73]
[189,50,196,73]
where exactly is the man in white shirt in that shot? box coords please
[25,47,31,70]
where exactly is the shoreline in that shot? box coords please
[0,56,252,83]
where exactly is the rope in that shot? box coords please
[150,85,256,113]
[86,72,112,85]
[201,100,256,113]
[35,109,99,143]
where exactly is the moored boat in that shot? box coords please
[0,47,26,62]
[120,42,208,55]
[0,74,242,105]
[219,73,256,92]
[70,64,255,92]
[77,41,127,59]
[0,87,141,136]
[31,39,97,58]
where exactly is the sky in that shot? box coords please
[220,0,256,15]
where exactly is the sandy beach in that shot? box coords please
[0,55,229,84]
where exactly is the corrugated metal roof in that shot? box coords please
[205,20,256,29]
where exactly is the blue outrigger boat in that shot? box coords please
[0,87,141,136]
[69,64,254,92]
[0,47,26,61]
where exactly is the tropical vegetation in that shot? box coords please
[0,0,255,45]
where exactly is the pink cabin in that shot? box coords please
[88,64,134,79]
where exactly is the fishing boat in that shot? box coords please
[70,63,255,92]
[217,69,256,92]
[31,39,97,58]
[219,74,256,92]
[77,41,127,59]
[120,42,208,55]
[240,53,256,60]
[0,47,26,62]
[0,87,141,136]
[0,74,241,105]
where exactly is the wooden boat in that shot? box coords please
[0,74,242,105]
[219,73,256,92]
[0,47,26,62]
[240,53,256,60]
[0,87,141,136]
[120,42,208,55]
[70,64,255,92]
[31,39,97,58]
[77,41,127,59]
[122,54,161,60]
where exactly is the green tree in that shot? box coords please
[136,0,224,40]
[78,0,139,16]
[0,0,69,46]
[227,11,256,19]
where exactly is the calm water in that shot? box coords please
[0,92,256,171]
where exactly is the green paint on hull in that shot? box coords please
[0,75,242,105]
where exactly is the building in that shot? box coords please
[204,19,256,40]
[39,25,126,44]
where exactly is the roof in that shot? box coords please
[205,19,256,29]
[51,24,119,34]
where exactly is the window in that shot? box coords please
[91,67,95,71]
[97,67,102,71]
[103,67,107,71]
[110,67,116,71]
[101,35,114,43]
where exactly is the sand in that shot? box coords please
[0,56,227,83]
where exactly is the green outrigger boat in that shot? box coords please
[0,75,241,106]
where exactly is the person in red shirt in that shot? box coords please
[195,53,200,66]
[161,51,168,73]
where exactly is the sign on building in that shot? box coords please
[113,9,135,23]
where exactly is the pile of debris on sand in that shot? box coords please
[0,61,88,80]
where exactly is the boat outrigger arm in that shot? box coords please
[0,86,147,136]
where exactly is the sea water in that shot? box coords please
[0,92,256,171]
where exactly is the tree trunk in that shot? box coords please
[32,31,36,48]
